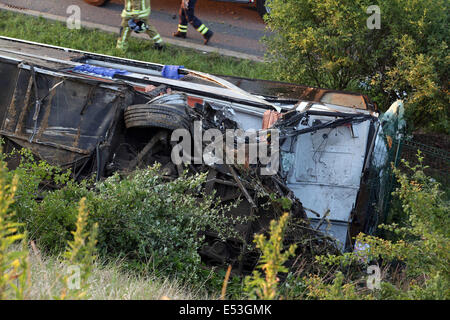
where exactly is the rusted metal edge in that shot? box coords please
[0,130,91,155]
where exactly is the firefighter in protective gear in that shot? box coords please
[173,0,214,45]
[117,0,163,51]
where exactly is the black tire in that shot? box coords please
[256,0,271,18]
[124,104,191,131]
[83,0,110,6]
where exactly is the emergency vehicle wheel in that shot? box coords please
[256,0,271,18]
[83,0,110,6]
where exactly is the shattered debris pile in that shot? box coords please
[120,94,341,272]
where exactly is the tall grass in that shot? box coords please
[25,247,213,300]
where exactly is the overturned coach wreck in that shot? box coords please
[0,37,401,271]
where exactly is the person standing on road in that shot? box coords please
[116,0,163,51]
[173,0,214,45]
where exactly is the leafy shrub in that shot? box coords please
[87,167,238,282]
[304,272,368,300]
[22,181,92,254]
[264,0,449,132]
[0,147,73,249]
[1,150,238,284]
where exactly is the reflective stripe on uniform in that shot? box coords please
[152,34,162,43]
[116,40,128,50]
[197,24,205,32]
[136,10,151,18]
[197,24,209,35]
[178,24,188,32]
[121,27,130,43]
[117,26,130,49]
[121,8,151,18]
[122,0,150,18]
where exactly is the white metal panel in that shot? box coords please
[287,184,357,221]
[287,117,371,223]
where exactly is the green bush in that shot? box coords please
[87,167,238,281]
[22,181,91,254]
[0,147,82,253]
[264,0,449,132]
[1,148,238,283]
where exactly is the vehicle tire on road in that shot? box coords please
[83,0,110,6]
[256,0,271,18]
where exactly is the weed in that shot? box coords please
[0,163,29,299]
[244,212,296,300]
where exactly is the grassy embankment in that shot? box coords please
[0,10,272,79]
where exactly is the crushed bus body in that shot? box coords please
[0,36,400,272]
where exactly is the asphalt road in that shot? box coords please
[0,0,268,57]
